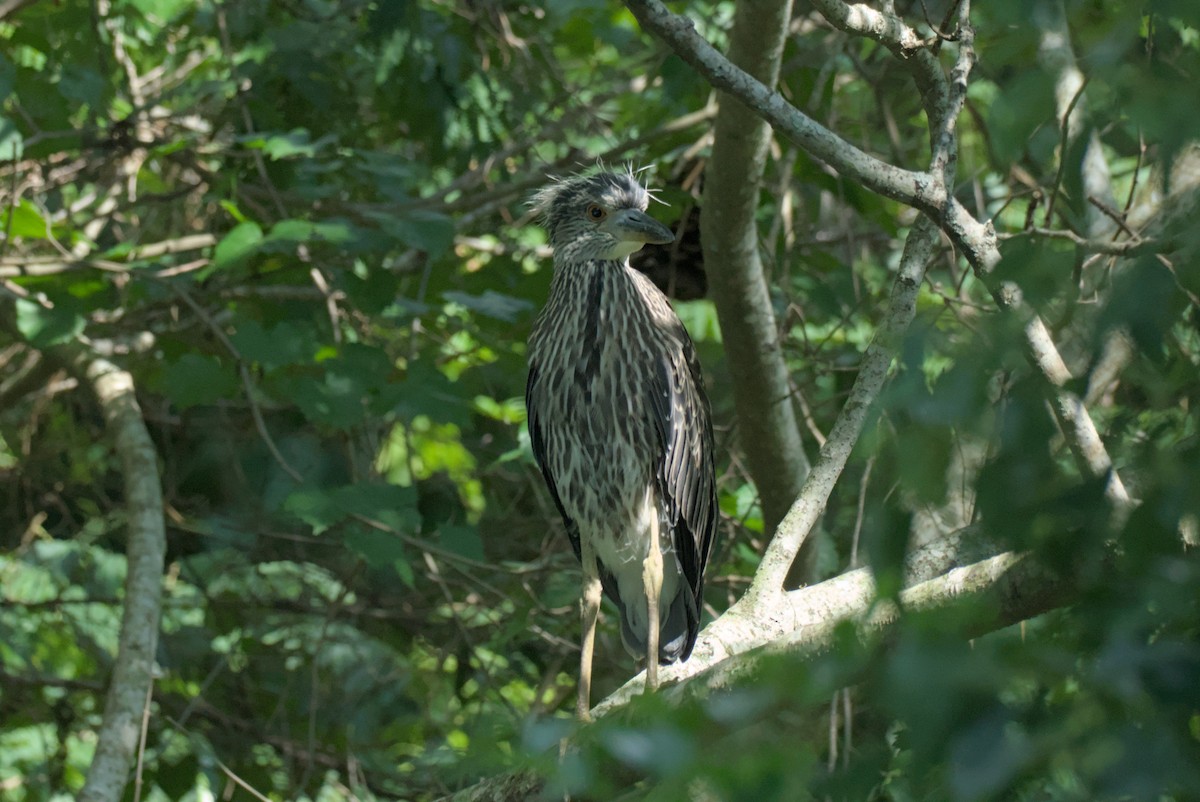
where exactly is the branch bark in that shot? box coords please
[70,357,166,802]
[702,0,812,562]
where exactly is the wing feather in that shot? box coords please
[526,362,581,560]
[652,323,717,660]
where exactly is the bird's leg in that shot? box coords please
[577,548,603,721]
[642,515,663,692]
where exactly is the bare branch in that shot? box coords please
[75,357,166,802]
[448,526,1050,802]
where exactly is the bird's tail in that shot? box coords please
[616,585,698,665]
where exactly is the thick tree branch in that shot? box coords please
[662,549,1071,707]
[74,357,166,802]
[702,0,812,557]
[2,278,165,802]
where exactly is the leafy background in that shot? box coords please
[1,0,1198,800]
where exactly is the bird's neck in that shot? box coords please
[547,257,633,302]
[540,256,675,333]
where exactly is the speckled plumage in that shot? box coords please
[526,170,716,715]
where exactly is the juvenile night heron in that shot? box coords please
[526,169,717,719]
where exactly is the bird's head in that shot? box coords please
[532,170,675,262]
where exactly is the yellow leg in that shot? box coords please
[577,549,603,721]
[642,517,663,692]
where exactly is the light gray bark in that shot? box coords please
[77,358,165,802]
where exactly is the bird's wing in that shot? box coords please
[652,323,717,623]
[526,362,582,560]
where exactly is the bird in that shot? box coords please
[525,168,717,720]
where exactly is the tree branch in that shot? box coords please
[75,357,166,802]
[624,0,1131,511]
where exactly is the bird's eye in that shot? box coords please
[585,204,607,221]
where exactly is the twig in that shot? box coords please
[1121,131,1146,220]
[1086,194,1138,238]
[849,457,874,568]
[1000,227,1155,255]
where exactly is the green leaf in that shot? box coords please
[344,524,409,571]
[379,210,455,259]
[15,298,84,347]
[160,354,239,408]
[57,64,106,109]
[993,236,1075,307]
[283,482,420,536]
[279,372,366,429]
[987,70,1056,164]
[263,218,361,249]
[438,524,483,561]
[5,200,47,238]
[442,290,534,323]
[284,487,343,535]
[211,221,263,270]
[333,482,420,532]
[229,320,314,369]
[0,116,19,161]
[386,361,471,427]
[219,200,247,223]
[245,128,337,160]
[126,0,193,20]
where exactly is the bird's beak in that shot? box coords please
[611,208,675,245]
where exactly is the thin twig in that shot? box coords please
[1086,194,1138,238]
[749,217,939,595]
[1121,131,1146,221]
[1043,75,1089,227]
[1000,227,1154,255]
[132,681,154,802]
[168,285,304,483]
[849,456,874,568]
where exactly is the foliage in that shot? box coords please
[0,0,1198,800]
